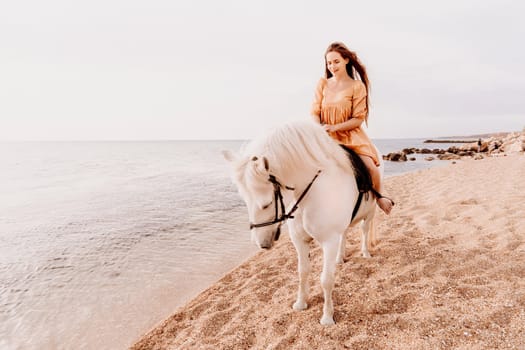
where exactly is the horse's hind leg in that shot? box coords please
[360,215,375,258]
[336,230,346,264]
[289,221,311,311]
[320,236,339,325]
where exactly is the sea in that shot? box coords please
[0,138,456,350]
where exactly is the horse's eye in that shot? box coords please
[262,202,272,210]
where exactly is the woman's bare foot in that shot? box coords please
[377,197,394,215]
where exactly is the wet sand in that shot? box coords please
[132,155,525,350]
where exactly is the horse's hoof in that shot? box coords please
[320,315,335,325]
[362,251,371,258]
[293,301,308,310]
[336,257,345,264]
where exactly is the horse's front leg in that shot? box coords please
[320,236,339,325]
[289,221,311,311]
[360,214,375,258]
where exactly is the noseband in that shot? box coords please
[249,170,321,241]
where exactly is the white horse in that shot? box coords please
[222,120,380,325]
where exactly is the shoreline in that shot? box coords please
[423,139,475,143]
[131,155,525,349]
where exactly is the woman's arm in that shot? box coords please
[311,78,325,124]
[323,117,363,132]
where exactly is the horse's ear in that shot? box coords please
[222,150,237,163]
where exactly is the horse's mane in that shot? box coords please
[240,121,354,179]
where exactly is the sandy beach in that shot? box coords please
[131,154,525,350]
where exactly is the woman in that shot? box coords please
[311,42,394,214]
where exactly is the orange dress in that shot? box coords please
[311,77,380,166]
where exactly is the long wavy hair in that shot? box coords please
[324,42,370,121]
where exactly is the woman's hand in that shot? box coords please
[323,124,339,133]
[325,118,362,133]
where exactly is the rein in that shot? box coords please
[249,170,322,241]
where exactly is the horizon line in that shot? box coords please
[0,129,520,143]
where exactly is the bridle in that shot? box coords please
[249,170,321,241]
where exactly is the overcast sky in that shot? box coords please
[1,0,523,140]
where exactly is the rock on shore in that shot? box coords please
[383,129,525,162]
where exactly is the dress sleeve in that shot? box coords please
[311,78,326,117]
[352,81,368,122]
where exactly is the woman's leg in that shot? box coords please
[358,155,393,215]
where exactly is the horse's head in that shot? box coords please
[223,150,281,249]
